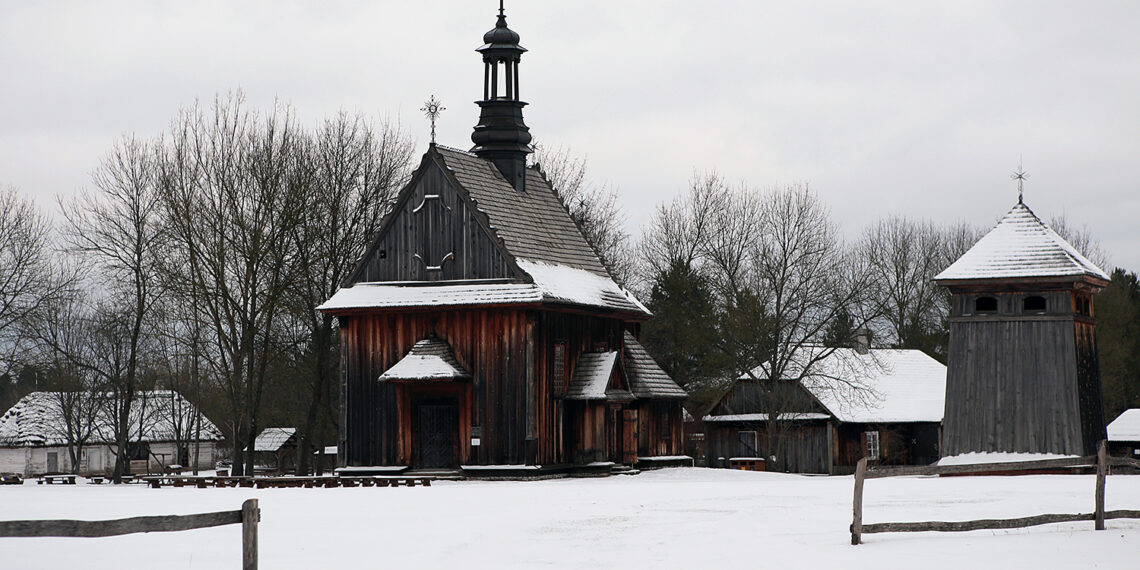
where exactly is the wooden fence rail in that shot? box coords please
[851,441,1140,545]
[0,498,260,569]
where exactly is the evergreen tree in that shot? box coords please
[642,259,728,412]
[1099,268,1140,422]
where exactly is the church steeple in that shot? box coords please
[471,1,532,192]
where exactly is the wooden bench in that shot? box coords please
[37,475,77,485]
[0,475,23,485]
[88,476,105,484]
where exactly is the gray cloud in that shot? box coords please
[2,0,1137,270]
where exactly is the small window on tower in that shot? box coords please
[975,296,998,313]
[1023,296,1047,313]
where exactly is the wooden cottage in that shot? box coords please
[0,390,222,477]
[703,348,946,474]
[319,6,688,477]
[934,200,1108,457]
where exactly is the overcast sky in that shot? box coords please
[2,1,1138,272]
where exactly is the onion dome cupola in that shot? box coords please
[471,2,533,192]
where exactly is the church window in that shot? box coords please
[1023,296,1046,313]
[552,343,567,397]
[974,296,997,313]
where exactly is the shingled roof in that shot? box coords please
[935,201,1108,282]
[321,145,649,317]
[623,332,687,399]
[435,146,610,276]
[564,351,621,400]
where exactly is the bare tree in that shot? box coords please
[157,94,309,476]
[644,180,878,470]
[288,112,414,474]
[59,135,164,480]
[859,217,945,350]
[533,142,635,284]
[0,187,70,375]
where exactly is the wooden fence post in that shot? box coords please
[242,498,259,570]
[1095,440,1107,531]
[851,457,867,545]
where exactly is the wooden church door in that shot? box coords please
[415,399,458,469]
[621,409,639,465]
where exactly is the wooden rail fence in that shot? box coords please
[0,498,260,569]
[851,441,1140,545]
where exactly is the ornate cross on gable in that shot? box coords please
[421,95,445,145]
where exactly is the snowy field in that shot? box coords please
[2,468,1138,569]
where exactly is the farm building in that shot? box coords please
[703,347,946,474]
[0,390,222,477]
[245,427,299,474]
[935,199,1108,457]
[318,6,687,476]
[1107,409,1140,461]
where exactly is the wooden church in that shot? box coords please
[319,5,688,476]
[935,195,1108,457]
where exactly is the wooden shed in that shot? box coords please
[703,348,946,474]
[935,200,1108,457]
[318,7,688,477]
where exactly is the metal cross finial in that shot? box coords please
[499,0,505,16]
[1011,160,1029,204]
[421,95,445,145]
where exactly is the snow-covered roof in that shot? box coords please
[565,351,620,400]
[1108,409,1140,442]
[703,413,831,422]
[742,348,947,423]
[623,332,687,400]
[378,337,471,382]
[319,262,648,316]
[0,390,223,447]
[935,201,1108,282]
[319,282,541,311]
[249,428,296,453]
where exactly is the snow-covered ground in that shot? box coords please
[2,468,1138,569]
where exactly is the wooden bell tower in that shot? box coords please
[935,198,1108,457]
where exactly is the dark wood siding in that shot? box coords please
[942,279,1108,456]
[339,309,534,467]
[351,161,514,283]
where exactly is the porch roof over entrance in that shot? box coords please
[379,337,471,382]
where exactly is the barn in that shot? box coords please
[0,390,223,477]
[319,6,688,477]
[935,198,1108,457]
[703,347,946,474]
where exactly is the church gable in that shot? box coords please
[348,149,518,285]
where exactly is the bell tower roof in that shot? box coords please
[934,201,1109,284]
[471,1,533,192]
